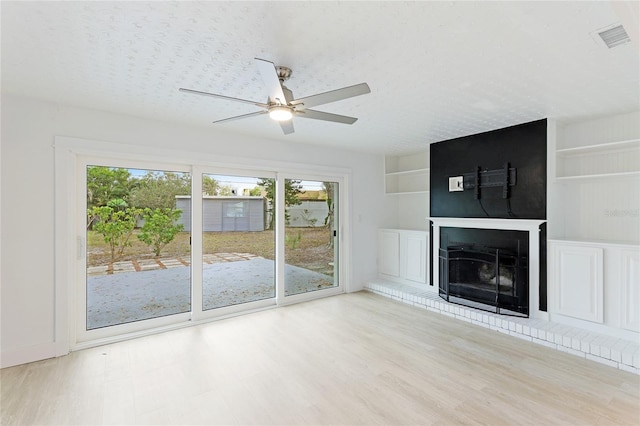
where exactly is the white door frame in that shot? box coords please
[54,136,351,353]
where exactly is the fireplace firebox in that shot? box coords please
[439,227,529,317]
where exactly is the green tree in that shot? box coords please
[137,208,184,256]
[202,175,220,196]
[323,182,336,248]
[129,171,191,210]
[257,178,303,230]
[89,205,140,262]
[218,185,235,196]
[248,186,263,196]
[107,198,128,211]
[86,167,134,209]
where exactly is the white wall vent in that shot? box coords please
[597,24,631,48]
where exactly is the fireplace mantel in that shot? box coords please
[431,217,548,320]
[431,218,545,232]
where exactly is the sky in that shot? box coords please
[126,168,325,191]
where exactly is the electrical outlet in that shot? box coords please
[449,176,464,192]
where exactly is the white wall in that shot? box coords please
[0,94,386,367]
[396,193,429,230]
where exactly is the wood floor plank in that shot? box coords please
[1,291,639,425]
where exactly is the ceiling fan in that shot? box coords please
[179,58,371,135]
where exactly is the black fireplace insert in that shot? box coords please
[439,227,529,317]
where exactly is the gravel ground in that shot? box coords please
[87,258,334,329]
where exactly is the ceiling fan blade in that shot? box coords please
[279,120,295,135]
[212,110,268,124]
[290,83,370,110]
[255,58,288,105]
[295,109,358,125]
[179,88,268,108]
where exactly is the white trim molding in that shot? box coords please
[1,343,57,369]
[621,249,640,332]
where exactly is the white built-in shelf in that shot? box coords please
[556,138,640,156]
[385,169,430,194]
[385,152,430,195]
[556,138,640,180]
[552,112,640,248]
[386,190,431,195]
[385,168,430,176]
[385,151,429,174]
[556,171,640,181]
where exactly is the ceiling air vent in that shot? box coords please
[597,24,631,48]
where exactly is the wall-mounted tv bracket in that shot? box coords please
[462,162,517,199]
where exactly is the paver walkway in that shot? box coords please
[87,253,260,276]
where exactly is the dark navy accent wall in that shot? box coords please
[430,119,547,219]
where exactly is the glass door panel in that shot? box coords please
[86,166,191,330]
[201,174,275,310]
[284,179,338,296]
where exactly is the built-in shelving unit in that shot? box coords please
[385,151,430,194]
[556,138,640,180]
[383,150,431,230]
[547,113,640,348]
[551,111,640,245]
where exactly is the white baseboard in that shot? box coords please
[1,342,57,369]
[378,274,437,293]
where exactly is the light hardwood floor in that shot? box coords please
[2,291,639,425]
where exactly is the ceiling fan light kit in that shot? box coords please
[269,106,293,121]
[179,58,371,135]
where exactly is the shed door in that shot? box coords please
[222,201,250,231]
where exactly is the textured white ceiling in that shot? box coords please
[2,1,639,154]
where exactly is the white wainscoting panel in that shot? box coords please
[379,230,400,277]
[621,249,640,332]
[401,232,428,283]
[554,245,604,323]
[379,229,430,287]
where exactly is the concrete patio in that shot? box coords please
[87,256,334,329]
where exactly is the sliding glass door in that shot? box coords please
[75,154,344,344]
[200,173,276,311]
[81,161,192,339]
[284,178,339,297]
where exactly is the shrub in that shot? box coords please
[138,208,184,256]
[285,231,302,250]
[89,205,140,262]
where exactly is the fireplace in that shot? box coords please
[439,227,529,316]
[431,218,547,320]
